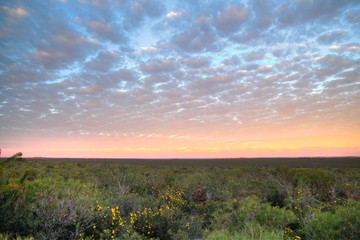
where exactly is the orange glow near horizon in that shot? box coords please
[2,129,360,158]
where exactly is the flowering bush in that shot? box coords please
[128,188,190,239]
[87,204,127,239]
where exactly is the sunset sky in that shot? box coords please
[1,0,360,158]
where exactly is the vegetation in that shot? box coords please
[1,155,360,239]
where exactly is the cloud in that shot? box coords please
[222,55,242,66]
[1,65,53,85]
[171,19,218,53]
[231,29,261,44]
[251,0,273,29]
[276,0,352,27]
[139,59,177,74]
[317,29,346,44]
[140,46,158,53]
[189,73,234,97]
[316,54,356,70]
[182,57,210,69]
[244,52,267,62]
[166,10,185,20]
[124,0,165,29]
[329,43,360,52]
[86,20,123,43]
[1,5,28,18]
[111,69,139,82]
[215,4,250,35]
[32,31,100,69]
[84,51,121,72]
[346,9,360,23]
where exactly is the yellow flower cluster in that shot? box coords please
[128,189,189,238]
[91,204,126,239]
[165,189,186,209]
[285,225,302,240]
[129,207,160,237]
[96,204,102,211]
[110,206,125,227]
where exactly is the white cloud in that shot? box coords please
[2,6,28,18]
[166,10,184,19]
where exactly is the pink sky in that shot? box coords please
[2,123,359,158]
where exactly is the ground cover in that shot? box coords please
[1,154,360,239]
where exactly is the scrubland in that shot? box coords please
[1,154,360,239]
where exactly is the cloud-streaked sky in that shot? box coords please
[1,0,360,158]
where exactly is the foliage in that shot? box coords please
[303,200,360,240]
[210,195,296,239]
[0,233,34,240]
[0,153,32,236]
[0,157,359,239]
[206,222,285,240]
[87,204,127,239]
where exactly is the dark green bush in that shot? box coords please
[266,188,287,207]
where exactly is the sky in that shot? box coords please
[0,0,360,158]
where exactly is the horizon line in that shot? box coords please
[5,155,360,160]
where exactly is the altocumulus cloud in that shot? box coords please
[0,0,360,157]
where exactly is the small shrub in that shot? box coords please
[304,200,360,240]
[211,196,296,235]
[236,196,296,229]
[295,169,337,201]
[87,204,127,239]
[0,233,34,240]
[128,188,195,239]
[266,188,287,208]
[206,222,285,240]
[192,187,207,204]
[0,153,33,236]
[26,177,102,239]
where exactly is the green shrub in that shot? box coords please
[128,188,190,239]
[0,153,33,236]
[25,177,102,239]
[304,200,360,240]
[0,233,34,240]
[86,204,128,239]
[206,222,285,240]
[266,188,287,207]
[211,196,296,235]
[295,169,337,201]
[287,184,322,223]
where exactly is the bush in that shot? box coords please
[0,233,34,240]
[0,153,33,236]
[128,188,191,239]
[206,222,285,240]
[211,196,296,234]
[266,188,287,207]
[86,204,127,239]
[295,169,337,201]
[304,200,360,240]
[25,177,102,239]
